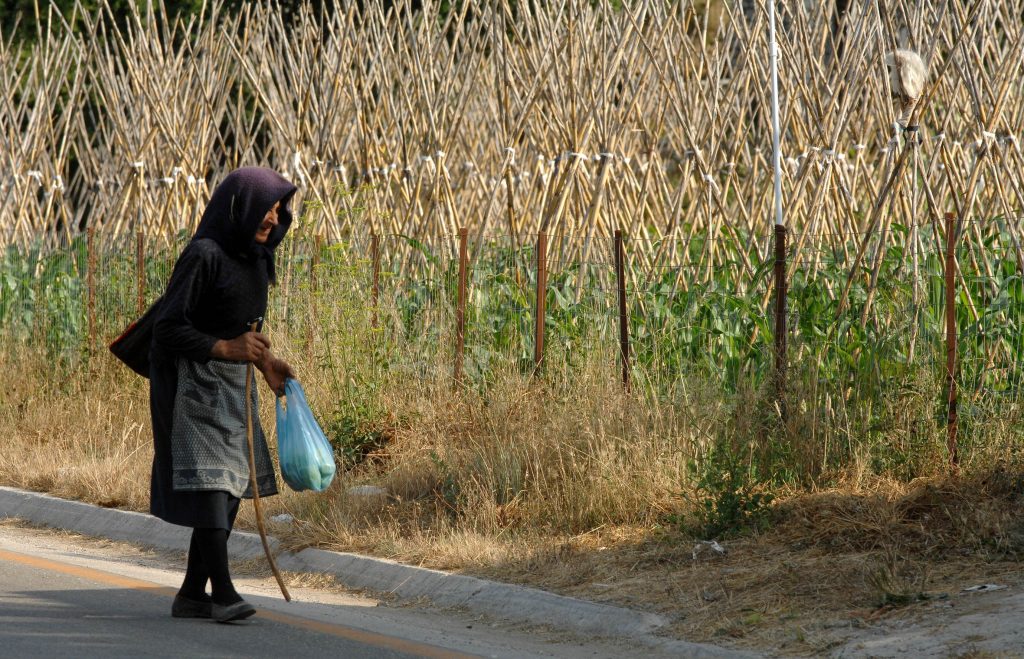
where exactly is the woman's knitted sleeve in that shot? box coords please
[153,242,221,362]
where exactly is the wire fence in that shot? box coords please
[4,227,1022,433]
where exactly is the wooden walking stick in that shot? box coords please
[245,319,291,602]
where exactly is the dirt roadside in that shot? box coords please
[5,467,1024,658]
[442,473,1024,657]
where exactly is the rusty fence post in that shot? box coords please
[307,234,322,361]
[136,229,145,315]
[454,228,468,386]
[614,230,630,391]
[371,232,380,329]
[86,226,96,355]
[773,224,788,416]
[944,211,960,472]
[533,230,548,374]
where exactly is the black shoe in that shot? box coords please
[212,599,256,623]
[171,594,213,619]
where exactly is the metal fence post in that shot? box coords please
[136,229,145,315]
[614,229,630,391]
[454,228,468,386]
[371,232,380,329]
[87,226,96,355]
[773,224,788,415]
[307,234,322,360]
[533,230,548,374]
[944,211,960,471]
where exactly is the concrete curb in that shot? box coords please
[0,486,749,658]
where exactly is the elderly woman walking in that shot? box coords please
[149,167,297,623]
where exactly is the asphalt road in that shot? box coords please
[0,524,654,659]
[0,546,456,659]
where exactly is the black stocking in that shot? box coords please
[177,499,243,603]
[177,531,210,601]
[191,527,242,605]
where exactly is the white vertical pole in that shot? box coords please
[768,0,784,228]
[768,0,788,409]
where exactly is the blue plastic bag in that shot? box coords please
[276,379,337,492]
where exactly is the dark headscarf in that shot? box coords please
[192,167,297,282]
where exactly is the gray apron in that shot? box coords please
[170,358,277,498]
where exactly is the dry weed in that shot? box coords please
[6,345,1024,654]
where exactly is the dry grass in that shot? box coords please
[5,344,1024,654]
[0,349,151,510]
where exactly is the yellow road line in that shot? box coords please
[0,547,476,659]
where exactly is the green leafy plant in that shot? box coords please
[681,436,776,539]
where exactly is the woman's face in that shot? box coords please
[255,201,281,244]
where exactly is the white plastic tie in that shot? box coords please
[131,161,144,169]
[854,143,867,151]
[702,174,719,191]
[27,170,43,184]
[435,150,446,159]
[52,175,64,192]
